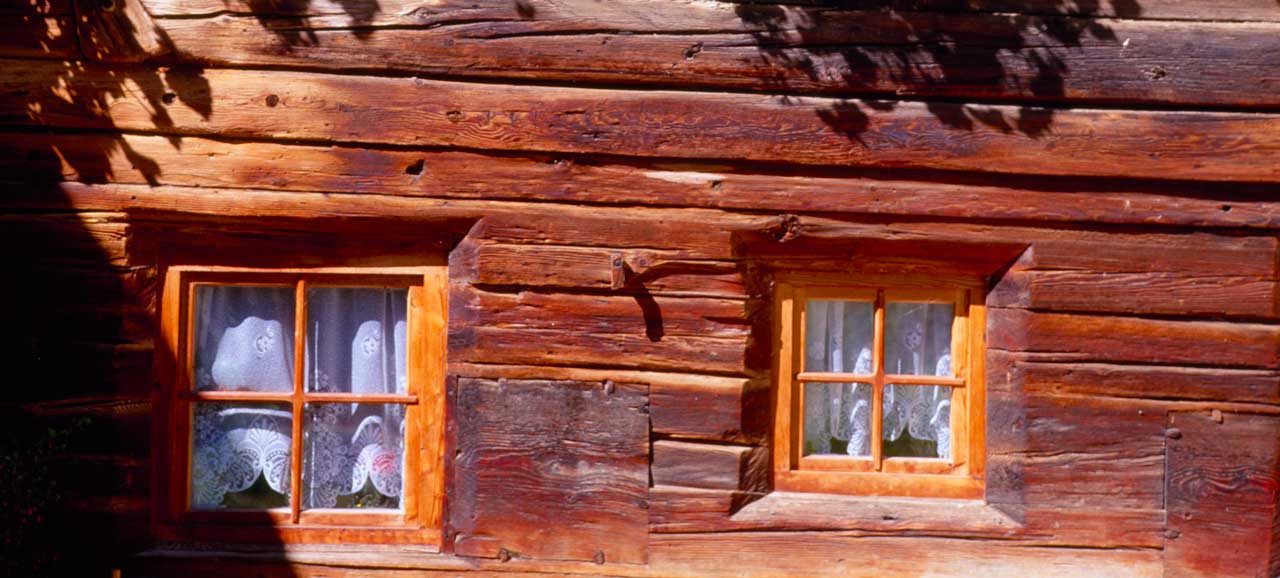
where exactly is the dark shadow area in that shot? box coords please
[732,0,1143,139]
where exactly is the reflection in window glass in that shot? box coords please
[191,402,292,509]
[303,403,405,510]
[803,382,872,457]
[804,300,874,374]
[882,385,952,459]
[194,286,295,392]
[885,302,953,376]
[305,288,409,395]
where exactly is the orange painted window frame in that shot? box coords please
[772,277,986,499]
[153,266,448,546]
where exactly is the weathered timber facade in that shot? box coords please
[3,0,1279,576]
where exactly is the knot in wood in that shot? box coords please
[498,548,514,562]
[98,0,117,11]
[1165,427,1182,439]
[772,214,802,243]
[603,380,616,395]
[593,550,606,564]
[1211,409,1224,424]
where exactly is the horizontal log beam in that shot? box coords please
[651,440,768,492]
[987,308,1280,369]
[7,138,1280,231]
[4,61,1280,181]
[133,1,1280,109]
[988,270,1280,320]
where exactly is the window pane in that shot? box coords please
[885,302,953,377]
[303,403,405,510]
[194,285,295,392]
[883,384,952,459]
[804,300,874,374]
[802,382,872,457]
[191,402,292,510]
[305,288,409,394]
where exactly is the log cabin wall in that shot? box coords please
[2,0,1279,576]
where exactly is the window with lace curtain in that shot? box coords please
[155,266,447,545]
[772,279,986,499]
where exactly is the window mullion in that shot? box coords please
[871,289,885,472]
[289,279,307,523]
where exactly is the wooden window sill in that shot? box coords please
[728,491,1022,536]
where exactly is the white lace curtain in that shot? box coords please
[190,285,408,510]
[803,300,954,459]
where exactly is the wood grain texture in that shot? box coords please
[648,486,1164,548]
[986,392,1167,509]
[987,308,1280,369]
[5,61,1280,181]
[989,270,1280,320]
[10,137,1280,231]
[649,532,1162,578]
[134,0,1280,108]
[1165,411,1280,578]
[651,441,768,493]
[990,351,1280,405]
[450,378,649,564]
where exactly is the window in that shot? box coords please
[772,278,985,499]
[155,266,447,545]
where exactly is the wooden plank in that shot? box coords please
[139,1,1280,108]
[991,351,1280,405]
[649,532,1162,578]
[648,486,1164,548]
[452,287,751,340]
[989,270,1280,319]
[987,308,1280,369]
[650,378,769,443]
[1165,411,1280,578]
[986,392,1167,509]
[449,326,750,377]
[650,440,768,492]
[724,0,1280,22]
[0,14,78,59]
[5,62,1280,181]
[450,378,649,564]
[449,363,764,442]
[78,0,171,62]
[460,242,744,297]
[9,138,1280,231]
[144,0,1280,23]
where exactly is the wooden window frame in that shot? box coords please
[153,265,448,546]
[772,276,986,499]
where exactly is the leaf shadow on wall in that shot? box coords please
[732,0,1143,141]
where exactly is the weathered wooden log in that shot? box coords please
[650,440,768,493]
[7,137,1280,231]
[989,351,1280,405]
[648,485,1164,548]
[4,61,1280,181]
[132,0,1280,109]
[986,392,1167,509]
[989,270,1280,320]
[649,532,1162,578]
[1165,411,1280,578]
[450,378,649,564]
[987,308,1280,369]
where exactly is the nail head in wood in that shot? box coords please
[1166,427,1183,439]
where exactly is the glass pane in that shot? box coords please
[305,288,409,394]
[883,384,953,459]
[191,402,292,510]
[885,302,954,377]
[804,300,874,374]
[303,403,405,510]
[194,285,295,392]
[802,382,871,457]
